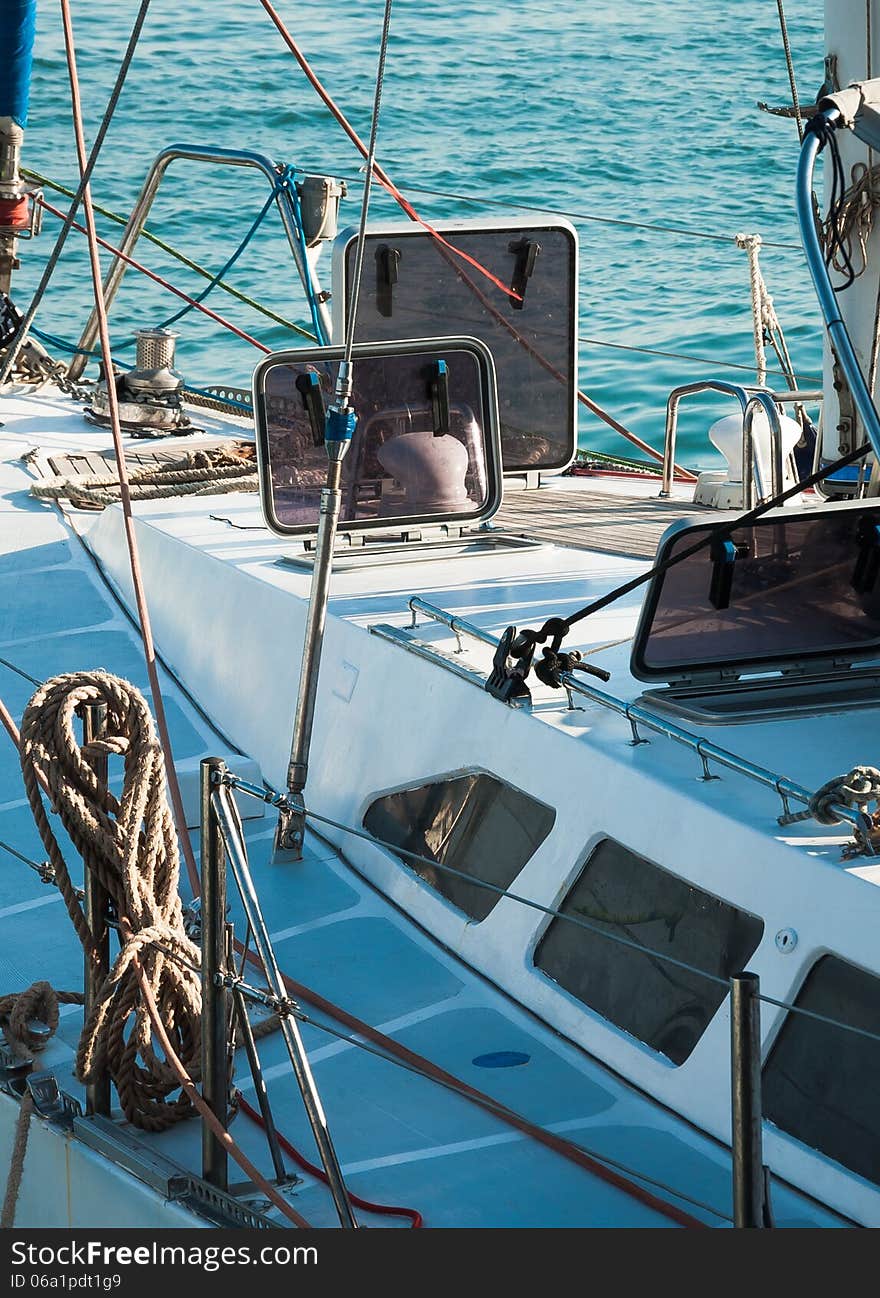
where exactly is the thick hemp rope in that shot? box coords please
[29,444,258,510]
[17,671,202,1131]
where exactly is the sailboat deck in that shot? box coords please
[494,476,707,558]
[1,390,872,1229]
[29,434,703,562]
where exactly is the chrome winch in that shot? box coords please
[88,327,193,435]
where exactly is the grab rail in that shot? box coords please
[68,144,332,379]
[405,598,873,849]
[659,380,823,503]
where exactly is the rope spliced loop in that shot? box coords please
[18,671,202,1131]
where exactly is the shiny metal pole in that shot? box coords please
[200,757,228,1189]
[276,438,350,857]
[79,700,111,1119]
[225,919,288,1184]
[212,784,358,1228]
[730,971,765,1228]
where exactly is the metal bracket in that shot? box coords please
[273,791,305,859]
[485,626,533,707]
[168,1176,284,1228]
[73,1115,280,1228]
[182,898,202,941]
[0,1040,33,1084]
[9,1070,83,1128]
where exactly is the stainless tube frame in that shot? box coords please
[200,757,229,1190]
[797,109,880,465]
[79,701,111,1119]
[211,781,358,1229]
[406,600,872,846]
[277,442,350,857]
[730,972,766,1228]
[660,380,823,501]
[231,989,289,1185]
[68,143,331,380]
[285,451,345,798]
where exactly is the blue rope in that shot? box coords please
[153,183,281,332]
[32,168,324,363]
[30,326,101,357]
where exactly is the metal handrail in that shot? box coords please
[659,380,823,501]
[208,777,358,1228]
[68,143,331,380]
[406,599,873,848]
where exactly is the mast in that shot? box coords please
[821,1,880,473]
[0,0,37,297]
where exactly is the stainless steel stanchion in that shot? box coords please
[731,971,765,1228]
[200,757,229,1189]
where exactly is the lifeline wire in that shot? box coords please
[342,0,394,369]
[21,168,314,339]
[270,1010,733,1224]
[2,638,874,1042]
[299,807,880,1048]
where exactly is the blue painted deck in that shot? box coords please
[0,416,851,1230]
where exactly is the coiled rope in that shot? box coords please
[17,671,202,1131]
[30,445,258,510]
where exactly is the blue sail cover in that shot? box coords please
[0,0,37,127]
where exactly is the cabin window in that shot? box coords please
[534,839,764,1064]
[763,955,880,1186]
[363,773,555,921]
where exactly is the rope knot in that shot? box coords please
[808,765,880,825]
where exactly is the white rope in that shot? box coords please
[736,232,771,386]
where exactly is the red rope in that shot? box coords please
[235,1091,423,1228]
[258,0,520,303]
[38,197,272,358]
[235,943,707,1229]
[57,0,200,893]
[258,1,699,479]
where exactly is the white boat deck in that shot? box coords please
[0,387,863,1228]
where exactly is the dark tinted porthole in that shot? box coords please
[534,839,764,1064]
[763,954,880,1186]
[363,772,555,922]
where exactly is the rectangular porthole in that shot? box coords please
[763,955,880,1186]
[363,772,555,922]
[534,839,764,1064]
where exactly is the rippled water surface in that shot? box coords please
[14,1,828,465]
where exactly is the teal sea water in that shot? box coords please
[12,0,827,467]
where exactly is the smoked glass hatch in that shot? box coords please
[631,502,880,683]
[363,773,555,921]
[763,955,880,1187]
[254,340,500,535]
[333,221,578,473]
[534,839,764,1064]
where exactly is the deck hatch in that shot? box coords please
[252,337,502,537]
[763,954,880,1187]
[363,772,555,921]
[332,217,578,474]
[630,499,880,711]
[534,839,763,1065]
